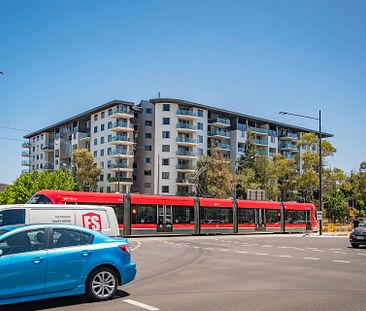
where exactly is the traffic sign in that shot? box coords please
[317,211,323,221]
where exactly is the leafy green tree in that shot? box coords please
[72,149,102,191]
[0,170,75,204]
[238,129,256,169]
[324,192,348,223]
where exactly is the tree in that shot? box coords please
[323,192,348,223]
[72,149,101,191]
[0,170,75,204]
[238,129,256,169]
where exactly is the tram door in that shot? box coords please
[305,210,312,230]
[255,209,266,231]
[157,205,173,232]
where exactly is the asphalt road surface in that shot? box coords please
[2,234,366,311]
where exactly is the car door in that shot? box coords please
[0,228,47,299]
[46,228,94,293]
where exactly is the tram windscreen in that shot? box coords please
[27,194,52,204]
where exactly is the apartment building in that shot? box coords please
[22,97,332,195]
[22,100,139,193]
[135,98,332,196]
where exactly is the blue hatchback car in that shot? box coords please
[0,224,136,305]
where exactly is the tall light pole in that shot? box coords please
[279,110,323,235]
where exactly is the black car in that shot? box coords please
[349,222,366,247]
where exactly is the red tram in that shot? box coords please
[28,190,318,235]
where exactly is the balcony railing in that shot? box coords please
[256,150,268,156]
[238,147,245,153]
[210,128,231,137]
[268,130,278,137]
[21,151,30,157]
[176,109,198,117]
[21,160,30,166]
[238,124,247,131]
[79,132,91,139]
[279,142,298,150]
[110,149,134,156]
[42,143,54,150]
[209,117,231,126]
[176,164,194,170]
[176,191,196,196]
[250,126,268,134]
[111,121,134,129]
[112,107,134,116]
[176,178,193,184]
[176,137,198,144]
[176,123,198,130]
[176,150,197,157]
[43,164,54,170]
[210,142,230,150]
[108,163,133,169]
[280,132,299,140]
[108,177,133,183]
[254,139,268,145]
[111,136,134,143]
[22,142,31,148]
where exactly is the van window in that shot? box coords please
[27,194,52,204]
[0,209,25,226]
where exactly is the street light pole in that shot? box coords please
[279,110,323,235]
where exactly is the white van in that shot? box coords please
[0,204,120,237]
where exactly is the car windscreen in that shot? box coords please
[0,209,26,226]
[27,194,52,204]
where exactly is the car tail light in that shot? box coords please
[119,244,129,253]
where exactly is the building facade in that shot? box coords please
[22,98,332,195]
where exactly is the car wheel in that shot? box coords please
[86,267,118,301]
[351,243,359,248]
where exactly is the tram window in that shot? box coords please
[132,205,157,224]
[266,210,281,224]
[285,211,306,224]
[238,209,254,224]
[113,204,124,224]
[174,206,194,224]
[200,208,233,224]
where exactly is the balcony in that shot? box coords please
[176,191,196,196]
[110,149,134,158]
[110,121,134,132]
[108,163,134,172]
[176,150,198,158]
[256,149,268,156]
[209,142,230,151]
[268,130,278,137]
[176,178,195,185]
[42,143,54,151]
[208,117,231,128]
[21,151,31,157]
[176,123,198,133]
[238,147,245,154]
[176,136,198,146]
[279,142,299,152]
[210,128,231,138]
[281,151,295,159]
[238,124,247,131]
[111,136,134,145]
[253,138,268,146]
[43,164,54,171]
[176,164,195,172]
[107,176,133,184]
[79,132,91,141]
[249,126,268,135]
[21,169,29,174]
[176,109,198,119]
[110,107,134,119]
[279,132,299,140]
[21,160,30,166]
[22,142,31,148]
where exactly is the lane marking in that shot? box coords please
[329,248,343,251]
[306,247,319,250]
[279,255,293,258]
[130,241,142,252]
[236,251,248,254]
[255,253,268,256]
[358,253,366,256]
[204,247,214,250]
[261,245,273,248]
[219,249,229,252]
[124,299,160,311]
[304,257,320,261]
[311,249,323,252]
[193,246,200,249]
[333,251,347,254]
[332,260,350,263]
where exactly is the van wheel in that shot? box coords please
[351,243,359,248]
[86,267,118,301]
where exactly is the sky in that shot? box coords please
[0,0,365,184]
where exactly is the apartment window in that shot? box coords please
[145,133,152,139]
[144,182,152,188]
[162,117,170,125]
[37,136,39,142]
[94,138,97,146]
[271,136,276,143]
[145,108,152,114]
[162,172,169,179]
[162,131,170,139]
[32,156,35,161]
[36,155,39,160]
[32,146,35,152]
[198,135,203,143]
[107,148,112,155]
[144,145,152,151]
[108,134,112,142]
[107,186,111,193]
[40,154,43,160]
[145,157,151,163]
[162,158,170,166]
[100,137,104,144]
[198,110,203,117]
[162,145,170,152]
[108,109,113,116]
[93,151,97,157]
[108,122,112,129]
[163,104,170,112]
[94,114,98,121]
[40,163,43,169]
[100,149,105,156]
[41,134,44,140]
[36,164,39,169]
[145,120,152,127]
[99,187,104,192]
[101,112,105,119]
[94,126,98,133]
[198,122,203,130]
[100,162,104,169]
[162,186,169,193]
[198,148,204,156]
[144,170,152,176]
[101,124,105,131]
[133,162,137,169]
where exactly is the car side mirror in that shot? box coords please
[0,249,3,257]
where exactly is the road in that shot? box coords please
[2,234,366,311]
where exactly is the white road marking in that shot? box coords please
[219,249,229,252]
[329,248,343,251]
[204,247,214,250]
[333,251,347,254]
[218,244,231,246]
[278,246,303,250]
[252,243,260,246]
[306,247,319,250]
[304,257,320,261]
[124,299,160,311]
[175,243,182,246]
[193,246,200,249]
[130,241,142,252]
[279,255,293,258]
[332,260,350,263]
[261,245,273,248]
[255,253,268,256]
[236,251,248,254]
[182,244,190,247]
[311,249,323,252]
[358,253,366,256]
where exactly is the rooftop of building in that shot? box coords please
[24,99,136,139]
[149,98,333,138]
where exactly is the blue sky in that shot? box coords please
[0,0,365,183]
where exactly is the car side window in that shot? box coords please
[0,229,46,256]
[51,228,93,249]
